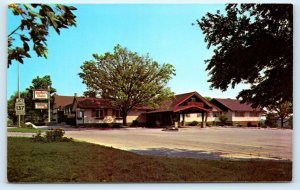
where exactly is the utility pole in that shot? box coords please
[18,62,20,128]
[48,85,51,122]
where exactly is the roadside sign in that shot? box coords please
[35,102,48,109]
[33,90,49,100]
[15,99,25,115]
[16,98,24,103]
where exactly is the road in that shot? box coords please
[59,126,292,160]
[8,126,292,160]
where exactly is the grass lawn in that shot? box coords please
[7,137,292,183]
[7,127,45,133]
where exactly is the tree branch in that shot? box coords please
[8,25,21,37]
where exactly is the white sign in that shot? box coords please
[33,90,49,99]
[15,99,25,115]
[16,98,24,103]
[35,102,48,109]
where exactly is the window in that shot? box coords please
[186,114,190,117]
[191,97,196,102]
[250,112,259,117]
[96,109,104,118]
[77,111,83,119]
[235,112,245,117]
[213,112,220,117]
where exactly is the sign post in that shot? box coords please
[15,98,25,120]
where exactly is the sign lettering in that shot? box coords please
[35,102,48,109]
[33,90,49,100]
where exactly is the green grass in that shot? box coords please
[7,127,45,133]
[7,137,292,183]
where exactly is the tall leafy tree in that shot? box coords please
[8,4,77,67]
[7,75,56,124]
[197,4,292,108]
[79,45,176,125]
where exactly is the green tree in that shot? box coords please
[203,96,212,101]
[7,75,56,125]
[8,4,77,67]
[79,45,176,126]
[197,4,292,108]
[83,90,97,98]
[267,101,292,128]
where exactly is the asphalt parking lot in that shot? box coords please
[61,126,292,160]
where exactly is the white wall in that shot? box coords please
[231,111,261,122]
[76,109,146,124]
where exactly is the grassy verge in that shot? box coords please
[7,127,45,133]
[8,137,292,182]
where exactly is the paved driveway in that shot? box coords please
[61,127,292,160]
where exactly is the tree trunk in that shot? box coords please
[122,110,127,126]
[281,117,284,128]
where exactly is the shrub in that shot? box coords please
[7,119,13,127]
[45,128,65,141]
[219,114,228,125]
[188,121,199,126]
[32,128,73,142]
[131,120,139,127]
[32,131,46,142]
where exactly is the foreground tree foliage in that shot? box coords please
[79,45,176,125]
[198,4,293,108]
[8,4,77,67]
[7,75,56,125]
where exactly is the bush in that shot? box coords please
[131,120,139,127]
[219,114,228,125]
[32,128,73,142]
[32,130,46,142]
[188,121,199,126]
[7,119,13,127]
[45,128,65,141]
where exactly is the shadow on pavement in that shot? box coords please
[130,147,224,160]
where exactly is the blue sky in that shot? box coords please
[7,4,248,99]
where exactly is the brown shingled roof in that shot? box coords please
[213,98,258,111]
[148,91,212,113]
[77,98,112,109]
[53,95,74,109]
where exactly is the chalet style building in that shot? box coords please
[145,92,212,127]
[52,91,262,127]
[210,98,263,126]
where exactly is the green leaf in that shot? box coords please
[44,51,48,59]
[23,42,29,51]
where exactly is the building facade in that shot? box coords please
[53,92,262,127]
